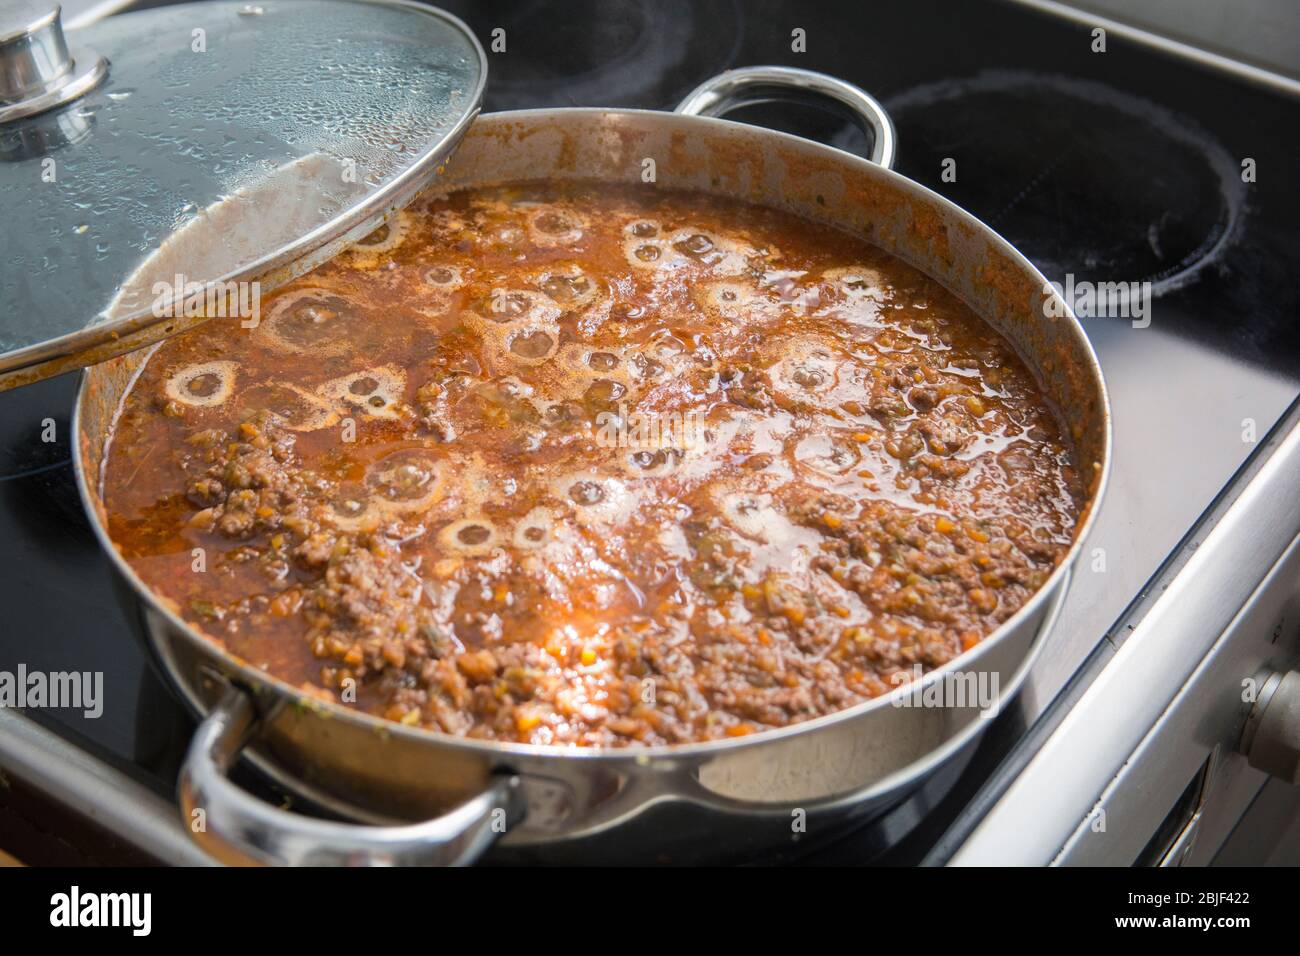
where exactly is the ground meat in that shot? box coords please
[102,181,1085,747]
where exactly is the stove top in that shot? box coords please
[2,0,1298,865]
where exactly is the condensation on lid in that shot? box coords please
[0,0,486,387]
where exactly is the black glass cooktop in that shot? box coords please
[1,0,1297,863]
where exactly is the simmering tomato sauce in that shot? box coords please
[103,182,1083,746]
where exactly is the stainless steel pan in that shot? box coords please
[74,67,1111,865]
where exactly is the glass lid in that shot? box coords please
[0,0,486,388]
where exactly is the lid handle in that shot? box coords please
[0,2,107,124]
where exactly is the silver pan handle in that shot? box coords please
[674,65,897,170]
[179,686,524,866]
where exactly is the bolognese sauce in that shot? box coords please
[102,182,1083,746]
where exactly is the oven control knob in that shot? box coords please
[0,2,107,124]
[1241,670,1300,785]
